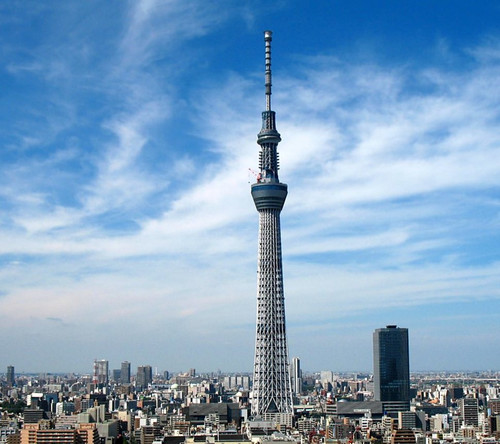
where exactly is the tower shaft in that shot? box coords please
[251,31,293,417]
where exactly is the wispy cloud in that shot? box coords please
[1,1,500,372]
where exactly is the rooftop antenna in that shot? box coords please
[264,30,272,112]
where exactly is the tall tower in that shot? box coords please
[373,325,410,415]
[251,31,293,417]
[121,361,131,384]
[290,357,303,395]
[136,365,152,390]
[6,365,14,387]
[93,359,109,386]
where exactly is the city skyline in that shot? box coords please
[1,1,500,373]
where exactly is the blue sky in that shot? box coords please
[1,0,500,374]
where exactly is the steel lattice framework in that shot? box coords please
[251,31,293,417]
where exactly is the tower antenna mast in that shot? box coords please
[264,30,272,112]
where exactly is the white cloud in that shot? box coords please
[1,2,500,371]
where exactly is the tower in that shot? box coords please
[290,357,302,395]
[6,365,14,387]
[460,397,479,427]
[93,359,109,386]
[121,361,131,384]
[251,30,293,417]
[373,325,410,415]
[136,365,152,390]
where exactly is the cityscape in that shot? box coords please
[2,340,500,443]
[1,1,500,444]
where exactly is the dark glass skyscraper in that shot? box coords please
[373,325,410,413]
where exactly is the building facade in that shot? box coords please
[6,366,14,387]
[121,361,131,384]
[373,325,410,414]
[291,357,302,395]
[461,397,479,427]
[93,360,108,386]
[136,365,152,390]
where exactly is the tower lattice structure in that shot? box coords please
[251,30,293,416]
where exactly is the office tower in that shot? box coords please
[112,369,121,382]
[93,359,109,386]
[6,365,14,386]
[290,357,303,395]
[251,31,293,417]
[460,397,479,426]
[136,365,152,390]
[121,361,131,384]
[373,325,410,414]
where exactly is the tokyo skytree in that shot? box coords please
[251,31,293,417]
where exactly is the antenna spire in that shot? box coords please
[264,30,272,111]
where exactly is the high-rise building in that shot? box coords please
[112,369,121,382]
[251,31,293,417]
[460,397,479,427]
[136,365,152,390]
[121,361,131,384]
[6,365,14,387]
[93,360,109,386]
[373,325,410,414]
[290,357,303,395]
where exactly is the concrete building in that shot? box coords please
[290,357,302,395]
[112,369,121,382]
[76,423,100,444]
[6,366,14,387]
[121,361,131,384]
[461,397,479,427]
[21,424,84,444]
[222,376,250,391]
[391,428,416,444]
[93,360,108,386]
[136,365,153,390]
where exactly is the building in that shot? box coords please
[290,357,302,395]
[23,409,45,424]
[223,375,250,391]
[391,428,416,444]
[250,30,293,418]
[112,369,121,382]
[398,411,417,430]
[373,325,410,415]
[136,365,152,390]
[6,366,14,387]
[21,424,84,444]
[121,361,131,384]
[6,434,21,444]
[93,360,108,386]
[461,397,479,427]
[76,423,100,444]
